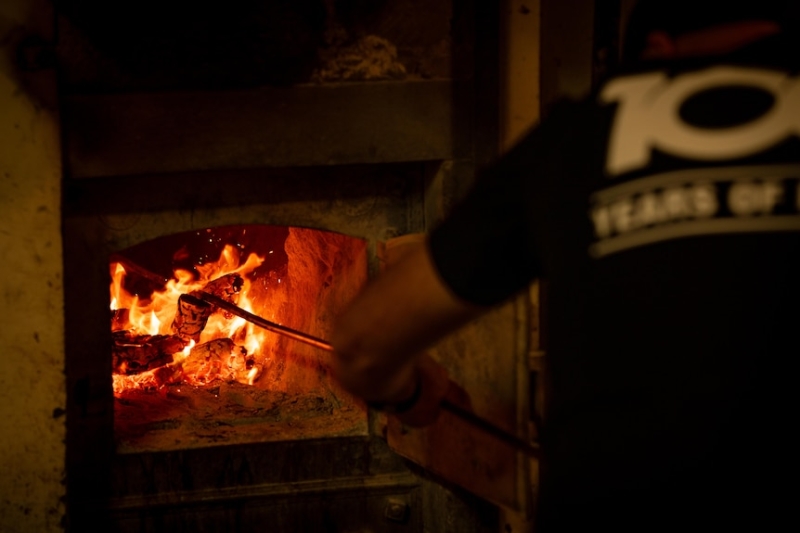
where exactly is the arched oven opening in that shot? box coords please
[55,0,510,530]
[109,225,368,452]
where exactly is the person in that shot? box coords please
[331,1,800,530]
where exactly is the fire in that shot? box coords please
[110,244,271,394]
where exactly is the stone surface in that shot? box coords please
[0,0,66,530]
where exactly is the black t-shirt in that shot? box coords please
[430,34,799,531]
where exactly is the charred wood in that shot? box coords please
[191,273,244,319]
[181,338,259,386]
[171,294,213,341]
[109,253,170,287]
[149,363,184,388]
[112,361,184,393]
[196,273,243,302]
[112,332,189,375]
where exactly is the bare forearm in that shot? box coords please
[331,239,484,403]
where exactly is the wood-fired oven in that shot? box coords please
[55,0,543,531]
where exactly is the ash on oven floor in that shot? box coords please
[114,382,367,454]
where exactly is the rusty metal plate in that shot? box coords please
[379,236,535,513]
[384,300,533,512]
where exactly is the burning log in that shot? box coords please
[171,294,213,341]
[181,338,260,386]
[191,273,244,319]
[108,256,261,388]
[110,254,242,307]
[112,362,184,394]
[110,252,245,336]
[109,253,170,286]
[197,272,243,301]
[112,331,189,375]
[150,363,184,388]
[170,274,244,341]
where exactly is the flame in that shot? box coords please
[173,340,196,364]
[110,263,127,310]
[111,245,270,394]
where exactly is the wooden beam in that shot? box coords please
[499,0,541,152]
[539,0,595,113]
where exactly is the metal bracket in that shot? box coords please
[384,498,410,524]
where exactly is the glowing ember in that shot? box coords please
[110,244,269,395]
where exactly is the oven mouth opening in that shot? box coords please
[109,224,368,453]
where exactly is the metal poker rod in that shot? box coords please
[438,398,541,458]
[198,291,333,352]
[197,291,541,458]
